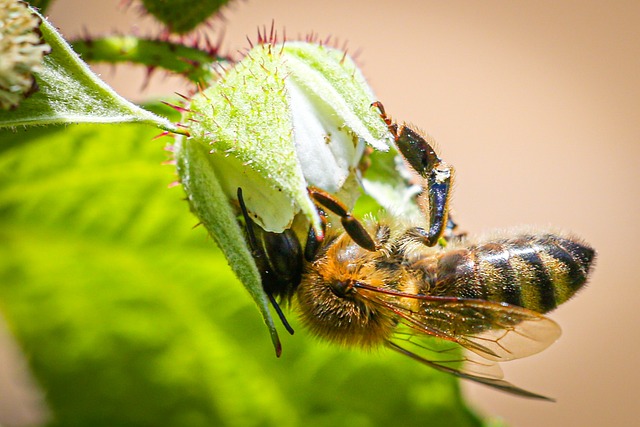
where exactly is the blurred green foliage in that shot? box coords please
[0,122,490,426]
[141,0,233,34]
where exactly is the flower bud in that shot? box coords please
[174,39,391,351]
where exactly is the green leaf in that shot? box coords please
[0,11,178,133]
[0,124,489,426]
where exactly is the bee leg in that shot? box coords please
[371,101,399,135]
[442,215,467,243]
[385,341,554,401]
[372,101,454,247]
[308,187,378,252]
[304,207,328,261]
[237,188,298,336]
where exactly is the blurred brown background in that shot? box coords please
[44,0,639,426]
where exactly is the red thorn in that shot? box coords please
[220,92,233,105]
[168,181,181,188]
[161,160,177,165]
[203,33,213,52]
[161,100,192,114]
[340,50,348,65]
[152,131,171,140]
[80,25,92,41]
[269,19,275,44]
[352,47,363,61]
[274,339,282,358]
[142,66,156,90]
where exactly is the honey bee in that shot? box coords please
[236,102,595,400]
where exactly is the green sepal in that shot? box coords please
[174,135,282,355]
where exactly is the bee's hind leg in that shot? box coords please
[442,215,467,244]
[407,215,466,249]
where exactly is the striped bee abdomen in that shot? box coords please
[432,233,596,313]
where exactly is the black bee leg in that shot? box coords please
[237,188,299,335]
[266,293,294,337]
[238,188,261,255]
[371,101,399,136]
[308,187,378,252]
[304,207,328,261]
[443,215,467,243]
[372,101,454,247]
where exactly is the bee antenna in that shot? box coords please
[238,187,295,336]
[268,293,295,335]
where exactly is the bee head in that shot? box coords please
[296,253,396,348]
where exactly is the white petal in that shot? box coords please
[287,78,357,193]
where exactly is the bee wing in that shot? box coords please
[355,286,558,399]
[356,285,561,361]
[407,297,561,361]
[386,339,554,401]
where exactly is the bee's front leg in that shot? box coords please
[308,187,378,252]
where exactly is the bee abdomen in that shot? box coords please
[435,233,595,313]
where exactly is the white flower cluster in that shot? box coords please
[0,0,50,109]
